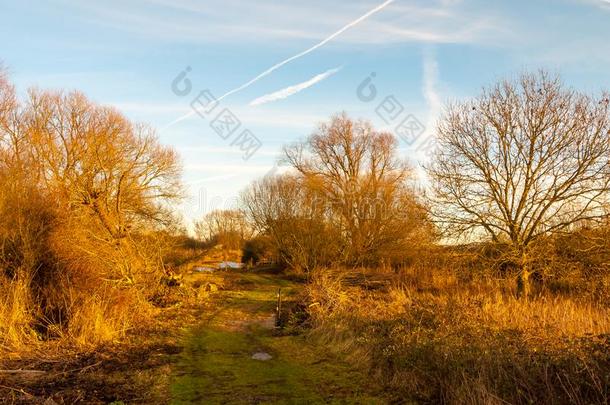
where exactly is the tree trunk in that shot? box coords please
[516,250,531,298]
[517,267,531,298]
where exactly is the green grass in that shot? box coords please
[170,271,386,404]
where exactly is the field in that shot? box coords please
[2,245,610,404]
[305,265,610,404]
[0,257,387,404]
[2,32,610,404]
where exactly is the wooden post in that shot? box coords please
[275,288,282,327]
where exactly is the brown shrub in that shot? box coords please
[306,266,610,404]
[0,72,182,351]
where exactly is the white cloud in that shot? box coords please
[184,174,240,185]
[599,0,610,8]
[105,102,186,114]
[178,145,280,157]
[249,67,341,106]
[568,0,610,9]
[232,107,326,129]
[103,101,326,129]
[185,163,273,174]
[57,0,504,46]
[163,0,396,129]
[422,48,442,139]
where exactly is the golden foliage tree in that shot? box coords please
[195,210,251,247]
[284,113,432,265]
[241,174,341,271]
[242,114,433,270]
[0,70,182,346]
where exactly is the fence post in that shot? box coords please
[275,288,282,327]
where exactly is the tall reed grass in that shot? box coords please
[305,266,610,404]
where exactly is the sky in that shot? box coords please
[2,0,609,226]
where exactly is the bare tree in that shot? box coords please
[284,113,430,265]
[427,71,610,295]
[241,174,341,272]
[23,90,182,238]
[194,209,252,250]
[0,70,184,344]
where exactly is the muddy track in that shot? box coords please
[169,271,387,404]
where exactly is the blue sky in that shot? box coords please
[2,0,609,225]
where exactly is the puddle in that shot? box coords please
[251,352,273,361]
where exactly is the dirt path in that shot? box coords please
[170,271,386,404]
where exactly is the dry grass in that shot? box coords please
[0,275,36,351]
[0,223,203,357]
[305,266,610,404]
[0,255,217,403]
[0,75,186,358]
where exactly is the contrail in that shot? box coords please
[422,47,440,139]
[162,0,396,130]
[249,67,341,106]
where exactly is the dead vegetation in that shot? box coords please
[304,260,610,404]
[0,69,184,353]
[426,71,610,295]
[241,113,434,272]
[0,272,217,404]
[2,66,610,404]
[241,71,610,404]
